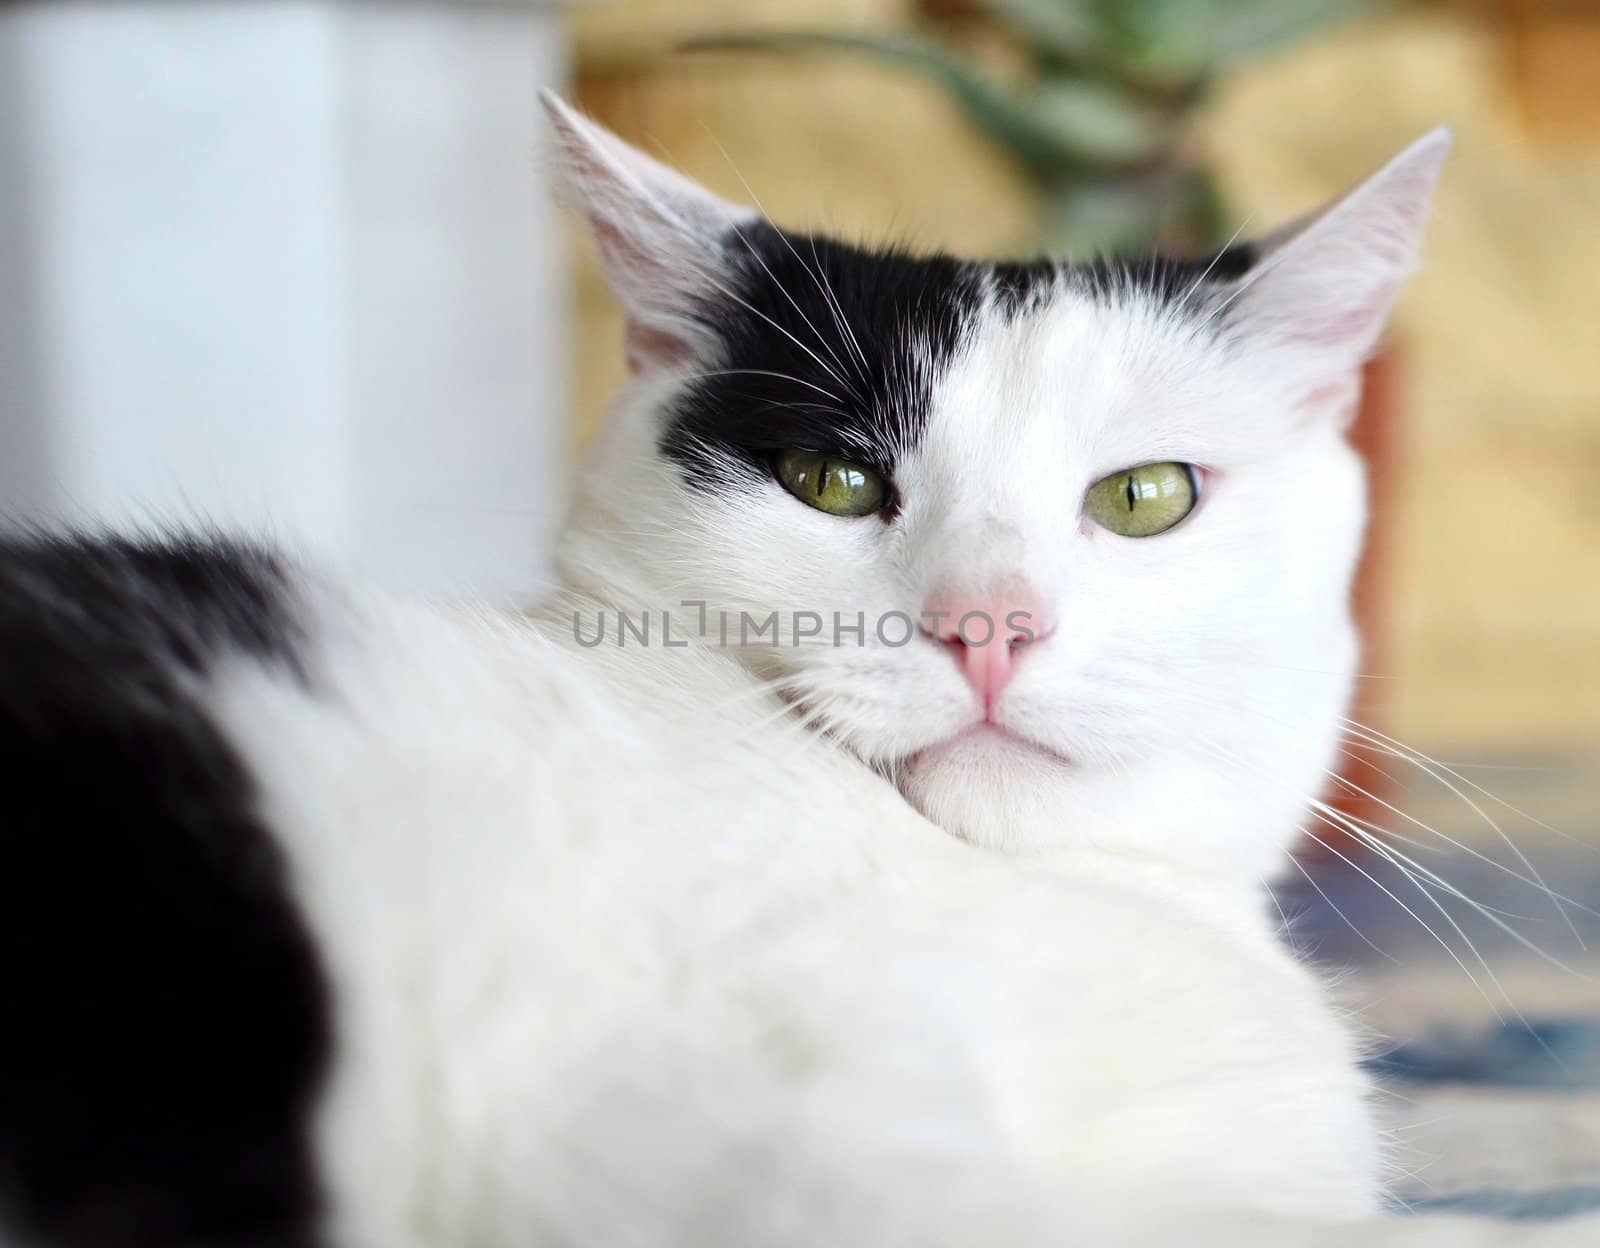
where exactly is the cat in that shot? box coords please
[3,94,1587,1247]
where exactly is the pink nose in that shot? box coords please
[921,588,1052,712]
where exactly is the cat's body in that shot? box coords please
[5,97,1587,1246]
[0,534,1375,1248]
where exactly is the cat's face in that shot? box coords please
[549,95,1446,876]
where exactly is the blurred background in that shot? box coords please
[2,1,1597,918]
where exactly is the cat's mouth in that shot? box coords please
[912,722,1073,771]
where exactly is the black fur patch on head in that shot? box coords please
[990,258,1062,319]
[658,227,1259,496]
[0,534,330,1248]
[1076,244,1259,307]
[661,222,985,487]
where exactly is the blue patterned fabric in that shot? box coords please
[1393,1187,1600,1220]
[1280,844,1600,1221]
[1369,1018,1600,1091]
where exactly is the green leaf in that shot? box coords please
[1097,0,1385,81]
[1205,0,1386,62]
[1176,166,1235,250]
[1093,0,1212,82]
[1041,178,1167,255]
[1027,77,1169,165]
[684,31,1167,175]
[964,0,1105,61]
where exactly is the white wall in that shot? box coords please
[0,1,568,602]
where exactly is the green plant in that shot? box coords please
[689,0,1384,255]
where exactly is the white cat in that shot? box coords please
[3,95,1587,1247]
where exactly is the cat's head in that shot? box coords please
[547,93,1446,878]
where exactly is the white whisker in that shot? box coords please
[1197,734,1566,1032]
[1176,214,1255,309]
[1340,718,1587,946]
[699,127,871,391]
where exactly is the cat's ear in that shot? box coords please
[541,90,753,376]
[1228,128,1450,407]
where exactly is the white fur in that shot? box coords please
[213,586,1379,1245]
[193,107,1599,1243]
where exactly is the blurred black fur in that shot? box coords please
[0,533,329,1248]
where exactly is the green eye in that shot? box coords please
[774,449,887,518]
[1083,462,1198,537]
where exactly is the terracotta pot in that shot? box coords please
[1309,347,1404,856]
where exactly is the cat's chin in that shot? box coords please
[898,724,1076,847]
[909,722,1071,772]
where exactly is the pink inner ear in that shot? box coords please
[591,219,698,375]
[624,322,693,375]
[1297,292,1390,351]
[593,218,666,287]
[588,209,700,372]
